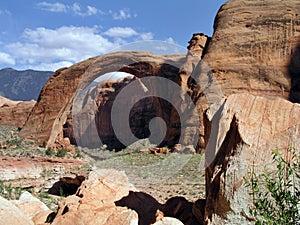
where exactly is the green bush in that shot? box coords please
[56,148,67,157]
[45,147,54,156]
[246,147,300,225]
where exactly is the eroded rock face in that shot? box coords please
[11,191,52,224]
[0,96,35,129]
[51,169,139,225]
[180,33,210,77]
[204,93,300,224]
[191,0,300,151]
[0,156,85,181]
[201,0,300,101]
[20,52,197,151]
[0,195,34,225]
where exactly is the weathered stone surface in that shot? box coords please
[76,169,137,203]
[0,195,34,225]
[12,191,52,223]
[0,96,35,128]
[52,200,138,225]
[204,93,300,224]
[202,0,300,101]
[0,96,21,106]
[0,156,85,181]
[192,0,300,151]
[177,33,210,152]
[152,217,184,225]
[180,33,210,77]
[51,169,139,225]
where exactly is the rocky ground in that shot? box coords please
[84,147,206,203]
[0,125,205,212]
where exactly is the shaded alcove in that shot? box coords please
[288,42,300,103]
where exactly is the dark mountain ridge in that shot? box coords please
[0,67,53,101]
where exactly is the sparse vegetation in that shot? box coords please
[55,148,67,157]
[45,147,54,156]
[38,191,63,211]
[246,147,300,225]
[92,147,206,201]
[0,125,206,209]
[0,180,25,200]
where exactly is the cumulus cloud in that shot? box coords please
[0,52,15,65]
[36,2,101,16]
[1,25,154,71]
[5,26,115,70]
[140,32,154,40]
[112,8,135,20]
[103,27,154,42]
[103,27,138,38]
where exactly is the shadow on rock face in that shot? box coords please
[163,196,200,225]
[48,175,85,196]
[288,41,300,103]
[115,191,204,225]
[115,191,163,225]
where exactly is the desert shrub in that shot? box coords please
[56,148,67,157]
[0,180,23,199]
[45,147,54,156]
[246,147,300,225]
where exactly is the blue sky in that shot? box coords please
[0,0,227,71]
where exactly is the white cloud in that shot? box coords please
[71,3,98,16]
[103,27,153,42]
[71,3,80,13]
[112,8,135,20]
[103,27,138,38]
[140,32,154,40]
[5,26,116,70]
[0,52,15,65]
[87,6,98,16]
[36,2,101,17]
[21,61,73,71]
[1,25,154,71]
[37,2,67,12]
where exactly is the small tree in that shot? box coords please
[246,147,300,225]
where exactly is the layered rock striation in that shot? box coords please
[204,93,300,224]
[190,0,300,151]
[0,96,36,129]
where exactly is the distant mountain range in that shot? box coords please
[0,68,53,101]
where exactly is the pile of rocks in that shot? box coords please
[0,169,204,225]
